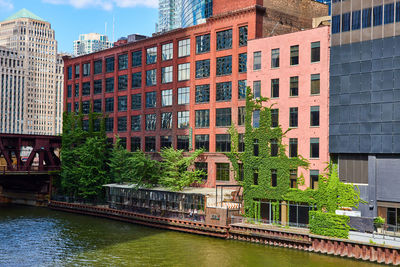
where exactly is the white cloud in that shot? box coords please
[42,0,157,10]
[0,0,14,11]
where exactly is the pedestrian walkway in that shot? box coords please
[349,231,400,247]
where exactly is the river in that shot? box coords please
[0,204,382,267]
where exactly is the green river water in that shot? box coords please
[0,204,382,267]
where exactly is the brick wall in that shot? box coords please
[213,0,263,16]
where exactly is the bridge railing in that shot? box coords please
[0,165,61,174]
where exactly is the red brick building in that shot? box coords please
[63,0,328,187]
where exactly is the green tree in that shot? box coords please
[129,150,161,187]
[159,147,205,191]
[108,136,135,184]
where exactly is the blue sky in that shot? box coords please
[0,0,158,53]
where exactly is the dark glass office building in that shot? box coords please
[181,0,213,28]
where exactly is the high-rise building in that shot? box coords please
[181,0,213,28]
[0,8,63,135]
[73,33,113,57]
[0,47,25,134]
[157,0,182,32]
[64,0,328,188]
[330,0,400,222]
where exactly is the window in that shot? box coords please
[311,42,320,63]
[146,114,157,131]
[271,79,279,98]
[253,169,258,185]
[105,117,113,132]
[160,136,172,148]
[216,134,231,152]
[82,101,90,114]
[161,112,172,129]
[196,59,210,78]
[310,106,320,127]
[216,82,232,101]
[253,81,261,98]
[146,47,157,64]
[162,89,172,106]
[352,10,361,30]
[362,8,372,28]
[310,170,319,189]
[94,119,101,131]
[290,76,298,97]
[146,69,157,86]
[118,54,128,70]
[83,63,90,76]
[271,169,277,187]
[397,2,400,22]
[374,5,383,26]
[178,63,190,81]
[146,91,156,108]
[253,139,259,156]
[310,138,319,159]
[131,115,141,131]
[178,87,190,105]
[196,34,210,54]
[178,39,190,57]
[290,45,299,65]
[195,84,209,103]
[239,53,247,73]
[289,107,298,127]
[105,57,114,72]
[332,15,340,33]
[131,137,141,152]
[216,55,232,76]
[238,107,245,126]
[177,135,189,151]
[82,120,89,131]
[82,82,90,96]
[385,3,395,24]
[289,138,298,158]
[67,85,72,98]
[67,103,71,112]
[238,134,245,152]
[271,48,279,68]
[290,170,297,188]
[118,96,128,111]
[94,80,102,94]
[271,109,279,128]
[195,135,209,151]
[238,80,247,100]
[253,51,261,70]
[216,163,230,181]
[239,26,248,46]
[195,162,208,180]
[67,66,72,80]
[177,111,189,128]
[74,102,79,113]
[238,163,244,181]
[251,109,260,128]
[311,74,320,95]
[105,98,114,112]
[162,43,173,61]
[93,99,102,113]
[132,72,142,88]
[118,116,127,132]
[145,136,156,152]
[132,51,142,67]
[118,75,128,91]
[131,94,141,110]
[216,29,232,50]
[216,108,231,127]
[342,12,350,32]
[161,66,173,84]
[270,139,278,157]
[195,110,209,128]
[75,64,80,78]
[94,60,102,74]
[106,77,114,92]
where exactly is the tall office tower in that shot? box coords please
[181,0,212,28]
[73,33,113,57]
[0,46,25,134]
[0,8,62,135]
[330,1,400,222]
[157,0,182,32]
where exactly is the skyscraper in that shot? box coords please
[0,8,63,135]
[73,33,113,57]
[157,0,182,32]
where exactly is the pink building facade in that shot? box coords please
[247,26,330,189]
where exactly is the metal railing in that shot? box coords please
[230,215,309,229]
[1,165,60,174]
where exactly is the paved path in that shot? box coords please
[349,231,400,247]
